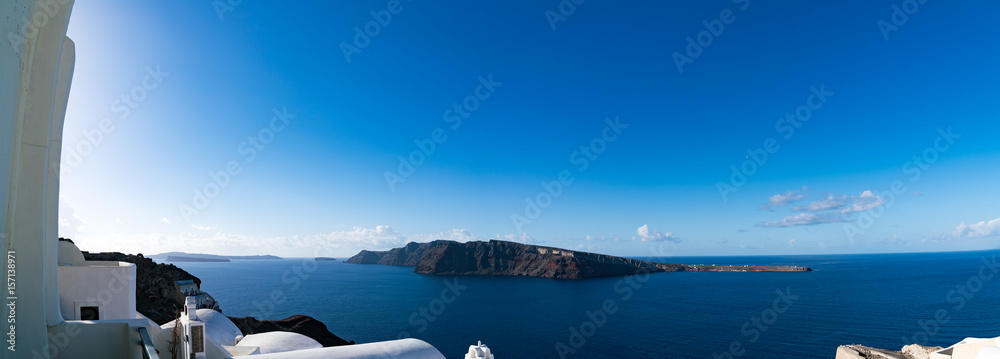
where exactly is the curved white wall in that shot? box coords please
[236,331,322,354]
[2,0,77,357]
[57,262,136,321]
[231,338,447,359]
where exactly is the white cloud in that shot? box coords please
[162,217,171,224]
[881,234,907,245]
[315,225,407,248]
[58,196,86,239]
[761,190,805,211]
[762,213,845,227]
[443,229,479,242]
[68,225,496,258]
[954,217,1000,238]
[585,233,620,242]
[788,238,798,247]
[792,191,884,213]
[495,232,535,244]
[635,224,679,243]
[411,228,481,242]
[765,190,885,228]
[793,194,847,212]
[840,190,885,213]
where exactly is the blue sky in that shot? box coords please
[59,0,1000,257]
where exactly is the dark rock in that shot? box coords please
[345,240,449,266]
[228,315,353,347]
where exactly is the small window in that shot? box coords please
[79,306,99,320]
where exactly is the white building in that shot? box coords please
[0,0,489,357]
[929,338,1000,359]
[838,341,1000,359]
[175,280,216,309]
[57,241,137,321]
[465,341,494,359]
[177,280,199,297]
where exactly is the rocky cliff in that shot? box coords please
[345,240,449,266]
[347,240,811,279]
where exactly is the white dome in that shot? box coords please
[228,338,445,359]
[236,331,323,354]
[194,309,243,347]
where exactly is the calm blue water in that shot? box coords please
[173,250,1000,358]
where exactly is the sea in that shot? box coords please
[171,249,1000,359]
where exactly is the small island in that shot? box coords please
[346,240,811,279]
[150,252,282,262]
[166,255,230,262]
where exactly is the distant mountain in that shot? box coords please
[345,240,450,266]
[150,252,281,261]
[166,256,230,262]
[346,240,811,279]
